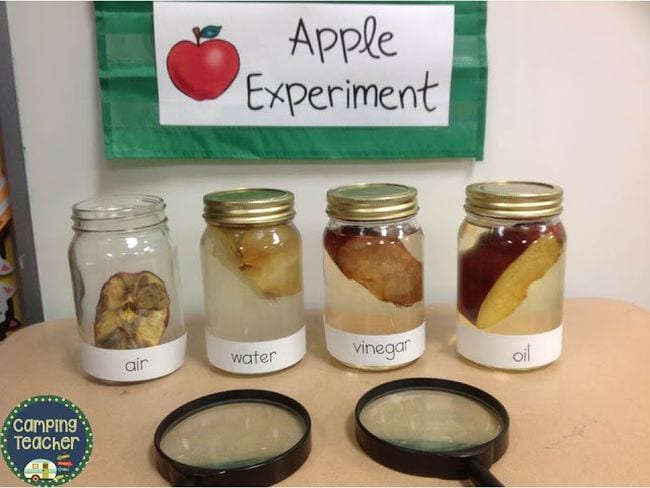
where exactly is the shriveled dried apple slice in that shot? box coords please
[94,271,170,349]
[211,225,302,298]
[325,233,423,307]
[476,233,563,329]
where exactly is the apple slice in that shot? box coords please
[212,225,302,298]
[475,233,563,329]
[325,232,423,307]
[94,271,170,349]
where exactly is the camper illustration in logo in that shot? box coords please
[23,459,57,482]
[167,25,240,101]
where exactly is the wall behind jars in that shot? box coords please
[6,2,650,320]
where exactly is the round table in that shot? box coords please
[1,299,649,486]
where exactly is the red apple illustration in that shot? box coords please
[167,26,240,101]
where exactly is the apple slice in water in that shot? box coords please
[212,225,302,298]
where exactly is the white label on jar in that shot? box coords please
[206,326,306,374]
[324,322,425,367]
[80,333,186,382]
[456,322,563,369]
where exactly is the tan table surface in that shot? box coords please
[1,298,650,486]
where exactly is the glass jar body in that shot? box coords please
[457,213,566,370]
[68,196,185,382]
[323,216,425,370]
[200,220,305,374]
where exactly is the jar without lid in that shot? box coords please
[68,195,186,382]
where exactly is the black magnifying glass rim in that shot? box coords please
[355,378,509,480]
[154,389,312,487]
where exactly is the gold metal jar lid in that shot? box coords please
[326,183,418,222]
[465,181,563,220]
[203,188,295,225]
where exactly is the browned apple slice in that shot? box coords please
[212,225,302,298]
[94,271,170,349]
[327,233,423,307]
[476,233,563,329]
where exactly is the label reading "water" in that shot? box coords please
[206,326,306,374]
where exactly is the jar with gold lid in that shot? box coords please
[200,188,305,374]
[457,181,566,370]
[323,183,425,370]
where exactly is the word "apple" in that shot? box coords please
[167,26,240,101]
[289,15,397,64]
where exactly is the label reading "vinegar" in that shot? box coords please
[325,322,425,368]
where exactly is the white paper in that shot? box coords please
[456,323,563,369]
[324,322,425,367]
[206,326,306,374]
[154,2,454,126]
[80,334,186,382]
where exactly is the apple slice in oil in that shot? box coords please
[476,233,563,329]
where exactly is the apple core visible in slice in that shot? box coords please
[475,234,563,329]
[94,271,170,349]
[211,226,302,298]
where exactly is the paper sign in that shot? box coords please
[154,2,455,127]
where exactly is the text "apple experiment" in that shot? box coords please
[246,16,441,117]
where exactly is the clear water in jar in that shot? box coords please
[323,222,424,335]
[457,218,566,335]
[201,223,304,341]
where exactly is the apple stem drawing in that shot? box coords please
[192,27,201,44]
[167,25,240,101]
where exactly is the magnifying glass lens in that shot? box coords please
[359,389,503,452]
[160,402,306,469]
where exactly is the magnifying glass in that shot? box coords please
[355,378,509,487]
[154,390,311,486]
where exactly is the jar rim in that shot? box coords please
[71,195,166,230]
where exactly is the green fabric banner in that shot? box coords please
[95,2,487,161]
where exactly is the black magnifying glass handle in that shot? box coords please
[465,458,504,487]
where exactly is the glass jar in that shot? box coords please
[68,195,186,382]
[457,181,566,370]
[323,183,425,370]
[200,188,305,374]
